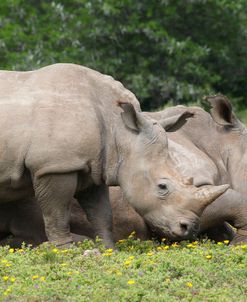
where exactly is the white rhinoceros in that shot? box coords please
[0,64,228,247]
[148,95,247,244]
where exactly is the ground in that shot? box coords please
[0,235,246,301]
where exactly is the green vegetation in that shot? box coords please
[0,238,246,301]
[1,0,247,110]
[0,2,247,301]
[237,108,247,125]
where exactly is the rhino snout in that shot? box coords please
[170,219,200,239]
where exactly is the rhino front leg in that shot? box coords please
[33,173,77,247]
[200,189,247,244]
[76,184,115,249]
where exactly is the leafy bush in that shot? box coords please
[1,0,247,110]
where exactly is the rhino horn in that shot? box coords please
[191,184,230,215]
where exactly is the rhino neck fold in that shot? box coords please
[103,133,123,186]
[102,114,128,187]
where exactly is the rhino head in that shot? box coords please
[114,102,229,240]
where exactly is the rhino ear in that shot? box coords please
[204,95,238,127]
[118,101,152,134]
[159,112,194,132]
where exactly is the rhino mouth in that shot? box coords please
[169,222,201,240]
[148,223,200,241]
[148,225,172,239]
[169,230,198,241]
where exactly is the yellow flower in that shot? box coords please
[165,278,171,283]
[157,246,162,251]
[128,256,135,260]
[223,240,229,245]
[10,277,15,282]
[61,249,69,254]
[2,276,9,281]
[205,255,212,260]
[32,275,39,280]
[116,271,122,276]
[9,248,14,253]
[40,277,46,281]
[192,241,198,245]
[127,279,135,285]
[118,239,125,243]
[105,248,113,253]
[241,244,247,250]
[186,282,193,288]
[124,260,132,266]
[217,242,223,246]
[52,248,59,253]
[17,249,24,253]
[5,263,11,267]
[1,259,8,264]
[3,287,11,296]
[163,246,169,250]
[171,243,179,248]
[67,271,73,276]
[186,244,194,248]
[147,252,154,256]
[103,252,112,257]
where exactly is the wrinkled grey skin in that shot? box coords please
[0,64,227,248]
[1,95,242,247]
[0,185,233,248]
[149,95,247,244]
[0,189,150,248]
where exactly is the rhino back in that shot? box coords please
[0,64,140,201]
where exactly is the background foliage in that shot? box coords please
[0,0,247,110]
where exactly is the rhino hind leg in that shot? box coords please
[69,199,95,239]
[76,184,115,249]
[33,173,78,247]
[201,222,235,242]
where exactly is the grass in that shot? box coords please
[237,108,247,125]
[0,236,246,302]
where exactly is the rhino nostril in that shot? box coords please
[179,222,188,233]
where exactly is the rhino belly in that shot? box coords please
[0,172,33,203]
[0,187,34,203]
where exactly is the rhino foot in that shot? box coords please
[83,248,101,257]
[230,229,247,245]
[71,233,93,243]
[53,233,94,249]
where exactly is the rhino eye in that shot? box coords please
[157,182,169,197]
[158,183,167,190]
